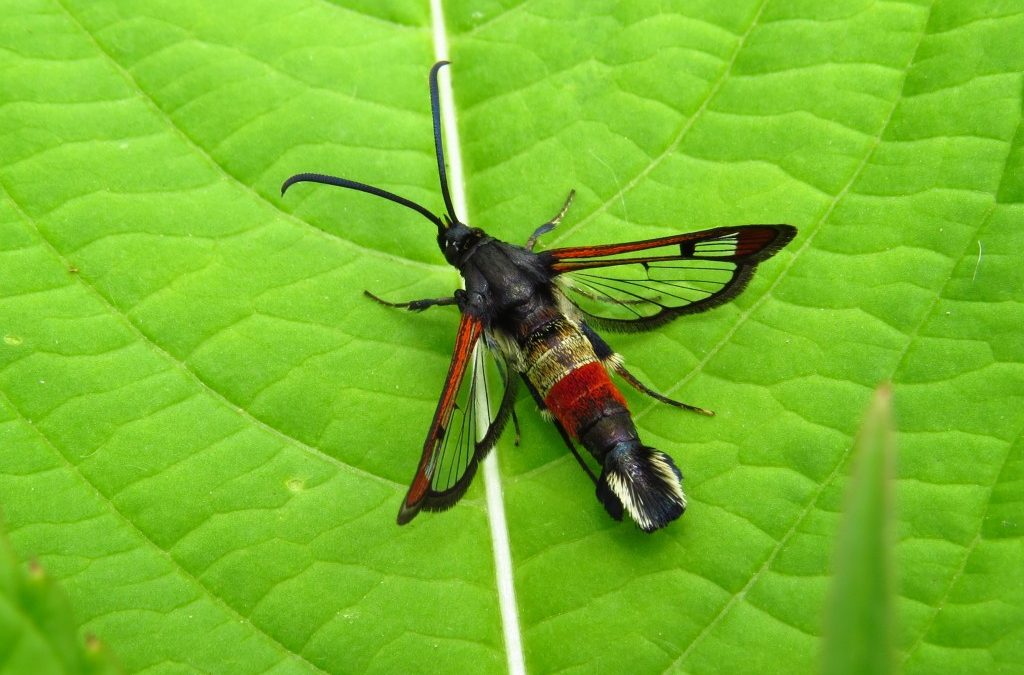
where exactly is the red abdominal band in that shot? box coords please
[544,361,627,438]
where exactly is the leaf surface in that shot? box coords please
[0,0,1021,673]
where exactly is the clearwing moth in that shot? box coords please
[282,62,796,532]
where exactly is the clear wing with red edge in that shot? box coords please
[545,224,796,330]
[397,313,517,524]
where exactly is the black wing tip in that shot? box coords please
[396,466,481,526]
[397,493,461,524]
[396,503,418,525]
[397,491,468,525]
[726,223,797,261]
[767,223,798,250]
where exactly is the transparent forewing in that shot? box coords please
[426,342,506,495]
[559,256,748,321]
[547,225,796,329]
[398,317,517,523]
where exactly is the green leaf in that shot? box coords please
[822,385,897,675]
[1,0,1022,673]
[0,520,122,674]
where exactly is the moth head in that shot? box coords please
[438,219,484,266]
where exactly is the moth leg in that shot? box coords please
[525,189,575,251]
[579,322,715,417]
[522,376,597,484]
[364,290,458,312]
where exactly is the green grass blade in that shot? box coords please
[822,384,897,675]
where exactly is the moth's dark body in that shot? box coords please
[448,229,549,331]
[281,61,796,532]
[455,231,637,467]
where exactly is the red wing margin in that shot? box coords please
[397,314,517,524]
[545,224,796,330]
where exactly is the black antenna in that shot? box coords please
[429,61,459,224]
[281,173,445,232]
[280,62,463,233]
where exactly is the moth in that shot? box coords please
[282,62,796,532]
